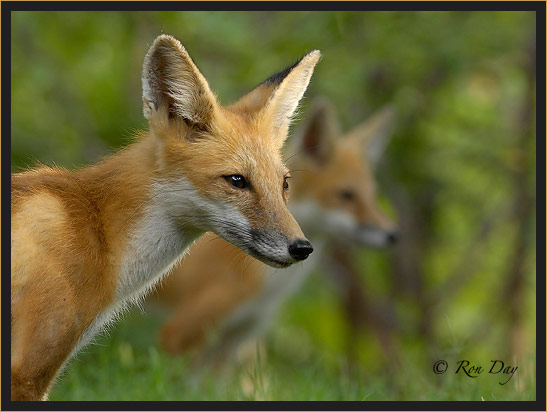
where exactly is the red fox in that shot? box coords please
[154,98,397,368]
[10,35,320,401]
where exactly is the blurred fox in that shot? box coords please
[154,99,398,367]
[10,35,321,400]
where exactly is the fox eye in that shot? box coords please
[339,189,355,201]
[283,176,290,191]
[224,174,249,189]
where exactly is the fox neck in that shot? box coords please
[116,189,203,303]
[79,134,205,302]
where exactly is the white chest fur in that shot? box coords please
[117,204,191,303]
[73,179,203,357]
[117,178,208,302]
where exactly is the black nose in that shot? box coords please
[289,239,314,261]
[387,231,399,244]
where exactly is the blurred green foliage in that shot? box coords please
[11,10,536,401]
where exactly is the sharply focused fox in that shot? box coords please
[154,98,398,367]
[11,35,320,401]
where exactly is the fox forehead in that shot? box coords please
[331,145,375,191]
[213,109,288,171]
[334,143,369,173]
[291,133,375,200]
[162,113,288,183]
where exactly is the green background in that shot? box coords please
[11,10,536,401]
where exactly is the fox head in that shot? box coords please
[288,99,398,248]
[141,35,320,267]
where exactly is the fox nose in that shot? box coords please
[289,239,314,261]
[387,230,399,244]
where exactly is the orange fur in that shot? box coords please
[155,233,266,354]
[155,99,398,362]
[11,35,320,400]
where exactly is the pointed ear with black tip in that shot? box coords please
[232,50,321,147]
[142,35,218,127]
[346,105,396,166]
[297,98,340,165]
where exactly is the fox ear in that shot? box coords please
[297,98,339,164]
[234,50,321,145]
[263,50,321,143]
[347,105,396,166]
[142,35,218,126]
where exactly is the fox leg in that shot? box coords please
[11,327,70,400]
[11,276,89,401]
[160,285,238,355]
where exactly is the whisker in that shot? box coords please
[287,168,311,174]
[283,151,301,164]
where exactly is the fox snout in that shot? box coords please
[288,239,314,261]
[386,229,399,244]
[355,225,399,248]
[246,228,313,268]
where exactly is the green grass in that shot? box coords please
[48,308,536,401]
